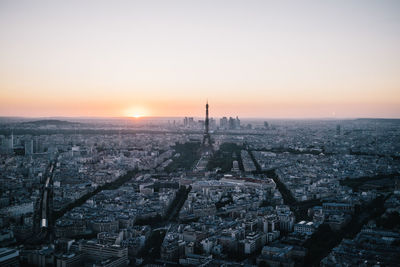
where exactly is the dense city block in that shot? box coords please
[1,117,400,266]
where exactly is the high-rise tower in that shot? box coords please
[202,101,213,153]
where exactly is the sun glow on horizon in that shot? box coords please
[124,106,149,119]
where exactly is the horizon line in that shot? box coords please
[1,115,400,120]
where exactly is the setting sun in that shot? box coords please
[124,106,148,118]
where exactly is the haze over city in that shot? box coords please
[1,0,400,118]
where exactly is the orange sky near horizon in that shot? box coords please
[1,0,400,118]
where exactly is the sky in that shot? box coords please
[0,0,400,118]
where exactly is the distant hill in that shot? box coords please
[21,119,80,126]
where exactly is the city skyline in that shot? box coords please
[1,2,400,263]
[1,0,400,118]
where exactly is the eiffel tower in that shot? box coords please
[202,101,213,154]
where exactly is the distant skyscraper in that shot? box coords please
[229,117,235,130]
[220,117,228,129]
[209,118,217,129]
